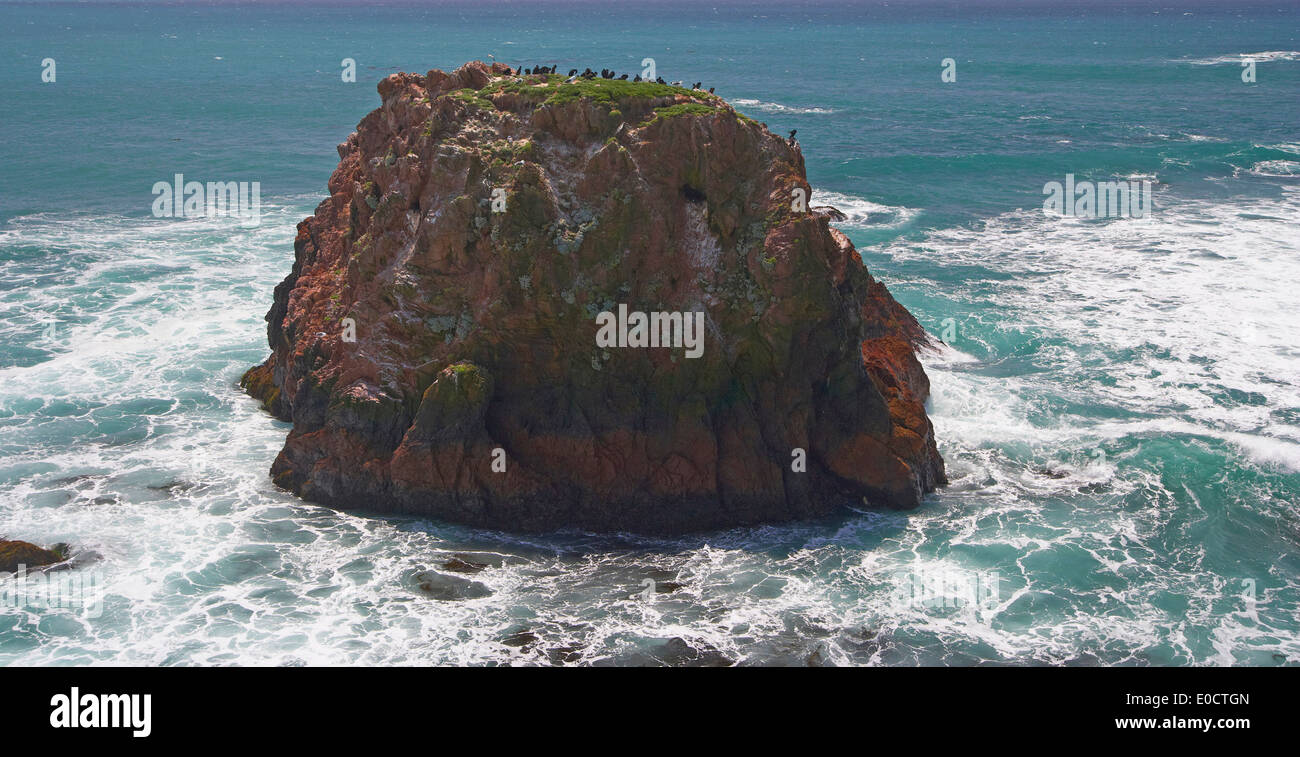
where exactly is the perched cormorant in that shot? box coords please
[692,82,701,89]
[788,129,797,144]
[634,74,642,82]
[708,87,714,94]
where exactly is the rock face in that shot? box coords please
[243,61,945,534]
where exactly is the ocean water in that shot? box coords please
[1,0,1298,666]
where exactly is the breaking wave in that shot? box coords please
[1182,50,1300,65]
[732,98,835,115]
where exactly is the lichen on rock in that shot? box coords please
[245,61,945,534]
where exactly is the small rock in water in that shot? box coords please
[650,637,733,667]
[442,555,490,573]
[546,644,584,665]
[501,629,539,648]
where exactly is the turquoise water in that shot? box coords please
[1,0,1298,665]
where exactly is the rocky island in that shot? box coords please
[242,61,945,534]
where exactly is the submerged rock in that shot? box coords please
[412,570,493,601]
[244,61,944,534]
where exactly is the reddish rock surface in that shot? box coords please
[243,61,945,533]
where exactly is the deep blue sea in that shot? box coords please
[1,0,1297,665]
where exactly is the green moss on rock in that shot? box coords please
[643,102,716,125]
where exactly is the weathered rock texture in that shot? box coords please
[243,61,944,533]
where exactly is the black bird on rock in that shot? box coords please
[788,129,798,144]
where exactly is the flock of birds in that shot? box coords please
[502,63,714,93]
[496,63,797,145]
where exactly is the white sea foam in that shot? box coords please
[879,188,1300,663]
[897,190,1300,441]
[1183,50,1300,65]
[811,190,918,229]
[731,98,835,115]
[2,185,1298,666]
[1241,160,1300,177]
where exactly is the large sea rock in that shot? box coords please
[243,61,945,533]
